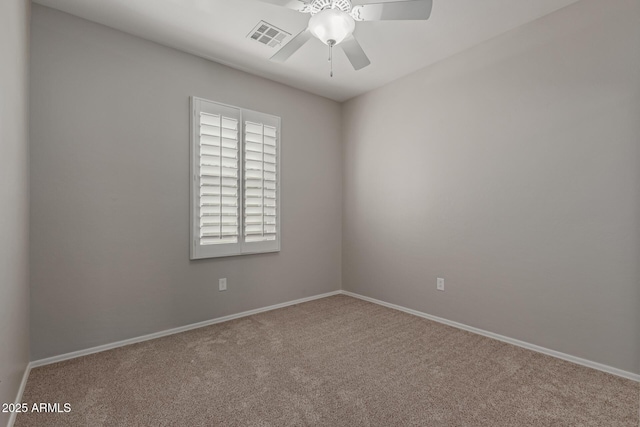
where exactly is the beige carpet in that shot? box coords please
[16,295,639,426]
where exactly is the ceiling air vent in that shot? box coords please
[247,21,291,48]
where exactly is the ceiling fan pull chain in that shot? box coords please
[329,41,334,77]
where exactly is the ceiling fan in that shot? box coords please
[258,0,433,76]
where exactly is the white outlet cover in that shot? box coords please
[437,278,445,291]
[219,278,227,291]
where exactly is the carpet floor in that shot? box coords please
[16,295,639,426]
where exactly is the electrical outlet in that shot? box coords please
[437,277,445,291]
[219,278,227,291]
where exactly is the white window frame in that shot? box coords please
[190,97,281,259]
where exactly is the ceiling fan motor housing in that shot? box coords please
[309,0,352,15]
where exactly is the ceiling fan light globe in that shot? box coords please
[308,8,355,46]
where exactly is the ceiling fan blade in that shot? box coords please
[351,0,432,21]
[271,29,313,62]
[254,0,308,12]
[341,35,371,70]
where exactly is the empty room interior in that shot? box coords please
[1,0,639,425]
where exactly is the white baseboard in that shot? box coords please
[30,290,341,369]
[7,363,32,427]
[340,290,640,382]
[23,288,640,388]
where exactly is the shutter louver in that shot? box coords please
[198,112,239,245]
[244,121,278,243]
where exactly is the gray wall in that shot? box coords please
[343,0,640,374]
[29,5,342,360]
[0,0,31,423]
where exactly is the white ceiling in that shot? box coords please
[33,0,581,101]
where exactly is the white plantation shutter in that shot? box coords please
[191,98,280,259]
[242,110,280,253]
[191,99,241,258]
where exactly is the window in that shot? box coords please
[190,97,280,259]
